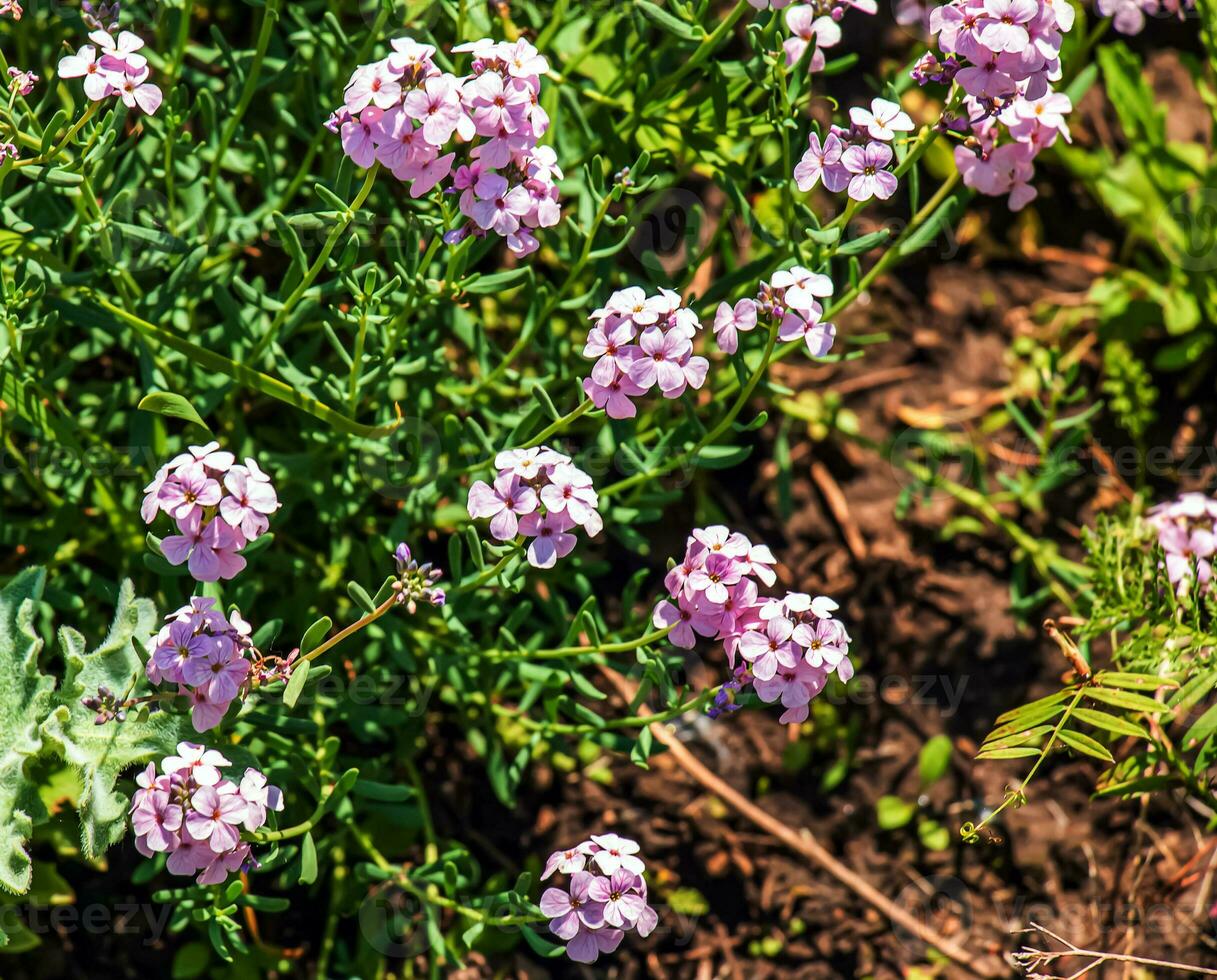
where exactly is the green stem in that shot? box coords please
[247,769,356,842]
[966,686,1086,840]
[300,595,397,665]
[347,304,370,413]
[207,0,283,189]
[600,317,780,498]
[638,0,750,108]
[347,824,546,927]
[462,189,615,395]
[495,684,719,734]
[251,163,381,361]
[88,296,401,438]
[15,102,99,168]
[447,547,521,597]
[483,625,674,661]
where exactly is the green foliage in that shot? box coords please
[1057,41,1217,369]
[40,580,194,859]
[0,569,187,905]
[0,569,55,896]
[1100,341,1157,443]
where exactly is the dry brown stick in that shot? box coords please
[598,667,1005,979]
[809,460,868,561]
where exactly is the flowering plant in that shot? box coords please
[0,0,1202,974]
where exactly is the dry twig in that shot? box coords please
[1013,920,1217,979]
[598,667,1006,979]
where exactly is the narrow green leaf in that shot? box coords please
[1057,728,1114,762]
[1072,707,1149,740]
[1086,687,1169,714]
[298,832,318,885]
[283,661,310,709]
[137,391,211,433]
[298,617,332,657]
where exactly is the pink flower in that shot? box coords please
[131,791,182,852]
[403,152,455,198]
[566,924,624,964]
[182,640,249,703]
[197,844,250,886]
[583,371,645,419]
[57,44,116,101]
[90,28,148,74]
[7,67,37,96]
[470,173,532,236]
[495,446,568,480]
[168,441,235,472]
[467,473,538,541]
[238,768,284,831]
[543,843,593,879]
[519,511,578,568]
[220,465,279,538]
[738,616,798,681]
[652,598,697,648]
[158,463,221,521]
[753,660,829,723]
[841,141,898,201]
[404,75,465,146]
[713,299,758,354]
[186,786,247,852]
[977,0,1039,52]
[150,620,211,684]
[540,464,601,533]
[584,319,638,382]
[794,131,845,192]
[688,552,743,605]
[163,743,229,786]
[181,683,229,732]
[344,60,402,113]
[778,307,836,357]
[771,265,833,311]
[116,66,163,115]
[589,833,645,875]
[501,38,549,78]
[341,107,384,169]
[627,326,691,393]
[588,869,647,928]
[541,871,605,940]
[164,515,246,583]
[849,97,914,142]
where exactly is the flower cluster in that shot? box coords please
[8,67,37,96]
[772,1,878,73]
[735,592,853,722]
[714,267,836,358]
[130,742,282,887]
[581,287,708,419]
[1147,493,1217,598]
[146,598,256,732]
[1098,0,1193,34]
[795,97,912,203]
[328,36,559,257]
[653,526,853,722]
[142,442,279,582]
[57,26,162,115]
[911,0,1076,211]
[0,0,21,19]
[540,834,657,964]
[467,448,602,568]
[391,542,446,611]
